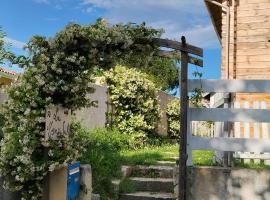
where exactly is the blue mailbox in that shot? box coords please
[67,162,80,200]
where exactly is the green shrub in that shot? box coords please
[80,128,131,200]
[0,20,161,199]
[105,65,161,148]
[166,99,180,138]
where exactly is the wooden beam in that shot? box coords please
[190,107,270,123]
[179,36,189,200]
[153,38,203,57]
[157,50,203,67]
[188,79,270,93]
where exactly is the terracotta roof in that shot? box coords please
[204,0,222,42]
[0,67,17,76]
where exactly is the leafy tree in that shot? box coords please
[140,57,179,90]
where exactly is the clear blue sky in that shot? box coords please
[1,0,221,79]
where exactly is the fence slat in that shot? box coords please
[188,79,270,93]
[190,108,270,123]
[191,136,270,153]
[260,102,270,165]
[187,112,192,166]
[234,102,241,138]
[243,101,251,163]
[234,152,270,160]
[253,101,261,164]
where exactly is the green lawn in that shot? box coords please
[120,144,215,166]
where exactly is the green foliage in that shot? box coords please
[0,20,162,199]
[119,179,136,194]
[119,56,179,90]
[143,57,179,90]
[105,65,161,147]
[80,128,131,200]
[120,144,178,166]
[190,70,204,107]
[0,27,15,64]
[192,150,215,166]
[166,99,180,138]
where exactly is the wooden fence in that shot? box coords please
[192,121,214,138]
[187,79,270,166]
[234,101,270,164]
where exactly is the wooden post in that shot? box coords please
[179,36,189,200]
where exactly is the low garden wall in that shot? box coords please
[0,178,20,200]
[174,166,270,200]
[76,83,178,136]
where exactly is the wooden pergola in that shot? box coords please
[153,37,203,200]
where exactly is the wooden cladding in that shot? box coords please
[218,0,270,80]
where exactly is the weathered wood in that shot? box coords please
[191,136,270,153]
[190,107,270,123]
[153,38,203,57]
[157,50,203,67]
[188,79,270,93]
[234,102,241,138]
[179,36,189,200]
[235,152,270,160]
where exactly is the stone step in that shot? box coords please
[129,177,174,193]
[131,165,174,178]
[156,161,176,166]
[119,192,176,200]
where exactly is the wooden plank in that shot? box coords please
[243,101,251,164]
[237,74,270,79]
[157,50,203,67]
[236,36,270,43]
[261,102,269,139]
[243,102,250,139]
[191,136,270,153]
[240,0,270,5]
[178,36,189,200]
[188,79,270,93]
[190,108,270,123]
[253,102,260,139]
[237,29,270,37]
[237,9,270,18]
[239,2,270,10]
[187,112,192,167]
[234,102,241,138]
[236,49,270,56]
[235,152,270,160]
[237,16,270,24]
[235,42,270,50]
[152,38,203,57]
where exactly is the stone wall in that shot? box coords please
[75,84,108,130]
[174,166,270,200]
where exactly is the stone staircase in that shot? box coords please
[118,165,176,200]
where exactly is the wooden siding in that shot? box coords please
[220,0,270,80]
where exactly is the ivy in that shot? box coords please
[0,20,162,199]
[105,65,161,148]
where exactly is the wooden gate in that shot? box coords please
[187,79,270,166]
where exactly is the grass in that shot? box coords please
[121,145,270,169]
[120,144,178,165]
[120,144,216,166]
[192,150,215,166]
[233,159,270,169]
